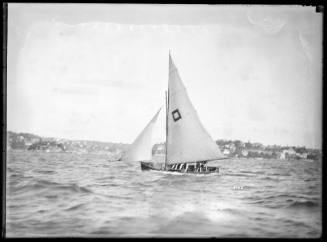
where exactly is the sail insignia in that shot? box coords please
[172,109,182,122]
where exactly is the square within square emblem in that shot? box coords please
[172,109,182,122]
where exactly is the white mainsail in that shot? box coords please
[121,108,161,162]
[167,54,224,164]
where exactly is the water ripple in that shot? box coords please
[6,151,321,238]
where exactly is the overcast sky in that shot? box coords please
[7,4,322,148]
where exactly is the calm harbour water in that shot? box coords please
[6,150,321,238]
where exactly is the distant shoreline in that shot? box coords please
[6,149,321,163]
[6,131,322,161]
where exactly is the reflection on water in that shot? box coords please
[6,150,321,237]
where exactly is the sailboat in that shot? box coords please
[121,53,226,174]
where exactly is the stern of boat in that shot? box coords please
[140,161,166,171]
[206,166,219,173]
[140,161,153,170]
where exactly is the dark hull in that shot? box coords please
[140,161,219,174]
[140,161,158,171]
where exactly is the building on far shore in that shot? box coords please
[241,149,248,157]
[279,148,299,160]
[223,149,231,156]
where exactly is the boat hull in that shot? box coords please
[140,161,158,171]
[140,161,219,174]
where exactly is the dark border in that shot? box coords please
[1,2,325,240]
[2,2,8,239]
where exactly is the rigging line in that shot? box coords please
[165,90,168,171]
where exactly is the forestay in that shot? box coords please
[122,108,161,162]
[167,54,224,164]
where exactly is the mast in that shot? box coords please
[165,90,168,170]
[165,50,171,170]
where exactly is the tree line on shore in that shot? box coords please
[7,131,321,160]
[152,139,321,160]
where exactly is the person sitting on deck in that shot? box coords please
[199,164,202,172]
[195,163,199,172]
[185,163,189,172]
[202,163,206,172]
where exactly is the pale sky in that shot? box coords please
[7,4,322,148]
